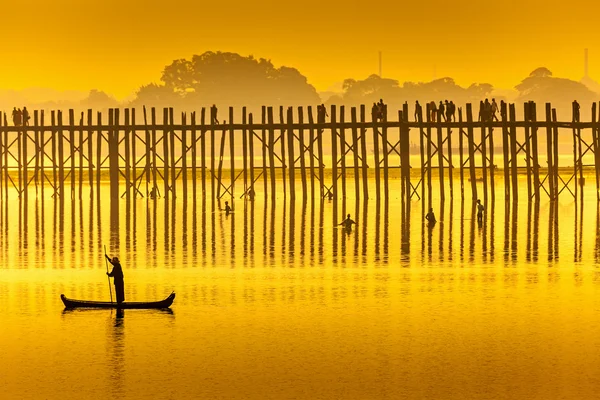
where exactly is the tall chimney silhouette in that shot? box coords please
[584,48,589,78]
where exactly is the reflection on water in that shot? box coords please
[3,178,600,399]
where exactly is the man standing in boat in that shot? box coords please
[106,254,125,304]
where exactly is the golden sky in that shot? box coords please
[1,0,598,98]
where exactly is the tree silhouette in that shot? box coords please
[137,51,320,108]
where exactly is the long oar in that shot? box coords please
[104,245,113,303]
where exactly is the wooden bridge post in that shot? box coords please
[67,109,75,198]
[34,111,39,192]
[268,107,276,199]
[58,111,65,198]
[182,112,188,199]
[229,107,235,199]
[360,105,369,200]
[124,109,131,200]
[249,112,255,196]
[545,103,555,200]
[131,109,137,198]
[524,103,532,201]
[87,110,93,194]
[143,106,150,197]
[340,106,347,198]
[95,112,102,194]
[530,102,540,201]
[163,108,170,199]
[419,106,426,200]
[480,112,487,204]
[351,107,360,200]
[261,106,268,198]
[108,109,120,202]
[287,107,295,200]
[0,113,3,199]
[447,110,454,199]
[78,111,84,198]
[488,115,494,200]
[591,103,600,201]
[331,105,338,200]
[40,111,46,196]
[437,107,445,202]
[200,108,206,197]
[279,106,286,197]
[169,108,176,199]
[501,102,509,200]
[509,104,518,202]
[426,103,433,207]
[372,106,381,198]
[242,107,248,195]
[552,108,559,199]
[402,103,411,204]
[307,106,316,199]
[381,105,388,198]
[210,106,216,201]
[151,108,158,197]
[191,111,197,199]
[466,104,477,202]
[298,107,307,199]
[317,108,325,198]
[458,108,465,199]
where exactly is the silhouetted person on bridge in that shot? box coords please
[445,100,452,122]
[211,104,219,125]
[12,107,21,126]
[476,199,485,224]
[429,101,437,122]
[317,104,328,124]
[414,101,422,122]
[484,99,491,122]
[339,213,356,231]
[478,101,485,122]
[491,99,499,121]
[105,254,125,304]
[438,101,446,122]
[449,101,456,122]
[22,107,30,126]
[573,100,580,122]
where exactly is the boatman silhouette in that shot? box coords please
[105,254,125,304]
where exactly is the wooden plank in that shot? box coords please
[552,108,559,199]
[131,109,137,198]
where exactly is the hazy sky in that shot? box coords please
[2,0,598,97]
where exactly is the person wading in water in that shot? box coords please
[105,254,125,304]
[338,213,356,232]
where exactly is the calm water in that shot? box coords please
[2,177,600,399]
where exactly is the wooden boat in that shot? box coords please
[61,292,175,309]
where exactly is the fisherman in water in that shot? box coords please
[339,213,356,231]
[106,254,125,304]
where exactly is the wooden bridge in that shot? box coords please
[1,101,599,208]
